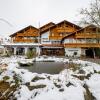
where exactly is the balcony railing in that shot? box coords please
[42,43,63,47]
[56,28,75,33]
[16,33,38,37]
[64,43,100,48]
[13,38,38,43]
[76,33,100,38]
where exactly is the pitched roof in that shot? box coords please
[40,22,55,33]
[40,22,55,29]
[56,20,81,29]
[48,20,82,30]
[71,24,99,33]
[40,20,81,34]
[10,25,38,37]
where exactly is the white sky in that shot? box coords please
[0,0,90,37]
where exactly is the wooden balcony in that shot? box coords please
[42,43,63,47]
[76,33,100,38]
[16,33,38,37]
[13,38,38,43]
[64,43,100,48]
[56,28,75,33]
[49,34,71,40]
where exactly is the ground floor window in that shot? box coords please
[11,47,36,55]
[85,48,100,58]
[41,48,64,56]
[16,48,25,55]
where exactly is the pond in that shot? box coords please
[21,62,65,74]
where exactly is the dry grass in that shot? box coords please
[0,81,17,100]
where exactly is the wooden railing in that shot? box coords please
[13,38,38,43]
[42,43,63,47]
[64,43,100,48]
[49,33,71,40]
[16,32,38,37]
[56,28,75,33]
[42,43,100,47]
[76,33,100,38]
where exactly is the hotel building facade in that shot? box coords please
[1,20,100,57]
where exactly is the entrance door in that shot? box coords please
[85,49,94,58]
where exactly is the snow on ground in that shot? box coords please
[86,74,100,100]
[0,56,100,100]
[33,85,85,100]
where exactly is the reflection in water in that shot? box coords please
[21,62,65,74]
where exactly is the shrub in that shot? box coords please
[26,49,36,59]
[68,62,80,71]
[4,50,12,57]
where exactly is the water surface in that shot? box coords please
[21,62,65,74]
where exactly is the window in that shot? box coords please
[52,40,60,44]
[42,38,48,40]
[42,38,49,42]
[69,39,73,43]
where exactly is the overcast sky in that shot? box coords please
[0,0,90,37]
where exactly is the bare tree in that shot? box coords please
[80,0,100,27]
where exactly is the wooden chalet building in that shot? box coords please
[10,25,39,43]
[40,20,81,56]
[62,24,100,57]
[2,25,41,55]
[2,20,100,57]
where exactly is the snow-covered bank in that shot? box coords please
[0,56,100,100]
[0,56,65,66]
[86,74,100,100]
